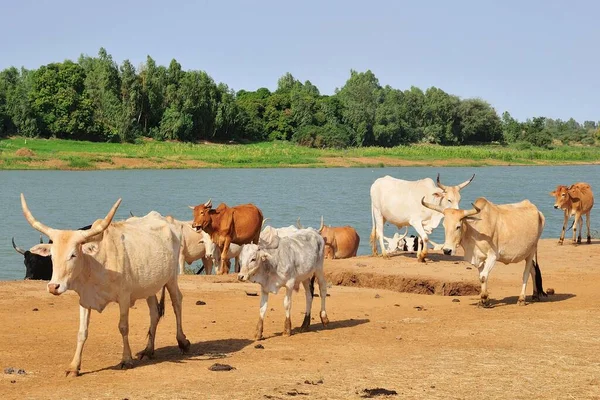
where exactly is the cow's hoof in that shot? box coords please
[119,360,134,370]
[577,238,582,244]
[65,369,80,377]
[299,314,311,332]
[254,333,264,341]
[136,348,155,360]
[320,312,329,326]
[517,297,526,306]
[531,294,540,302]
[177,338,191,353]
[557,240,563,245]
[587,237,592,244]
[284,318,292,336]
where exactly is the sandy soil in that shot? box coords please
[1,239,599,400]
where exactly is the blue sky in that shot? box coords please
[1,0,598,122]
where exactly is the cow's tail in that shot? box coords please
[157,285,166,319]
[533,251,547,298]
[370,201,377,254]
[309,275,316,297]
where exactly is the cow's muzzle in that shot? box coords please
[553,205,559,209]
[47,283,63,296]
[443,248,453,256]
[237,274,247,282]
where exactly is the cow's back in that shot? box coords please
[467,198,543,264]
[102,217,181,299]
[231,204,263,244]
[275,230,324,278]
[333,226,360,258]
[371,176,440,227]
[572,182,594,213]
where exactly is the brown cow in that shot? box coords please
[191,199,263,274]
[318,216,360,259]
[550,183,594,245]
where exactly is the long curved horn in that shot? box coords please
[462,203,481,219]
[129,211,135,217]
[296,217,303,229]
[78,198,122,242]
[11,238,26,255]
[21,193,56,239]
[457,174,475,190]
[204,198,212,208]
[436,173,448,191]
[421,196,444,214]
[188,205,195,210]
[318,216,324,233]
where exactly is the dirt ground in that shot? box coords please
[1,239,599,400]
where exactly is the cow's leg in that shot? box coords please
[518,256,534,305]
[117,299,134,369]
[411,222,429,263]
[573,212,581,244]
[136,295,160,360]
[315,268,329,326]
[166,280,190,353]
[559,211,569,245]
[66,305,91,377]
[202,256,214,275]
[283,286,293,336]
[219,238,232,274]
[178,253,185,275]
[477,257,496,307]
[371,208,385,257]
[586,212,592,244]
[577,213,584,243]
[235,256,241,273]
[299,278,314,332]
[255,289,269,341]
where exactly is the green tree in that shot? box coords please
[458,98,502,143]
[119,60,143,142]
[336,70,382,146]
[422,87,461,144]
[30,61,94,139]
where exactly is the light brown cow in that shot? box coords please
[550,183,594,245]
[20,195,190,376]
[422,197,546,306]
[317,216,360,259]
[191,199,263,275]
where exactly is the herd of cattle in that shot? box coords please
[13,174,594,376]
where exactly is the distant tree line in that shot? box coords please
[0,48,598,148]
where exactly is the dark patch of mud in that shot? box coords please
[325,270,479,296]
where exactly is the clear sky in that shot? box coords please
[1,0,598,122]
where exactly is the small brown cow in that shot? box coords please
[550,182,594,245]
[191,199,263,274]
[318,216,360,259]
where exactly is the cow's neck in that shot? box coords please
[70,252,117,312]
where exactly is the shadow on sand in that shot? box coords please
[470,292,576,308]
[264,318,370,340]
[82,337,253,376]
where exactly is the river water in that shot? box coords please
[1,165,598,280]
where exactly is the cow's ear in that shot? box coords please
[29,244,51,257]
[549,191,555,196]
[82,243,99,256]
[432,192,443,198]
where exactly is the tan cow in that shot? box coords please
[191,199,263,274]
[20,195,190,376]
[422,197,547,306]
[550,183,594,245]
[317,216,360,259]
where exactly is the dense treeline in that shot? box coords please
[0,48,598,148]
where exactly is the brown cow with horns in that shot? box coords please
[191,199,263,274]
[316,216,360,259]
[550,182,594,245]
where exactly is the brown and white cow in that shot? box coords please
[191,199,263,274]
[422,196,546,306]
[317,216,360,259]
[550,183,594,245]
[20,195,190,376]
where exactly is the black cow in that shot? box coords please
[12,225,92,280]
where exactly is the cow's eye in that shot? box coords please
[69,253,76,260]
[250,257,256,263]
[456,225,461,230]
[447,199,452,203]
[561,193,565,197]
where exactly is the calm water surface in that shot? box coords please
[1,166,598,280]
